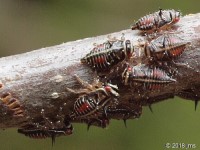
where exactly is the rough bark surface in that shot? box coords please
[0,13,200,129]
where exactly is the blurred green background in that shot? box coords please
[0,1,200,150]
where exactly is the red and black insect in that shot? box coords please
[81,39,134,72]
[122,64,176,90]
[70,83,119,119]
[67,75,119,120]
[131,9,181,34]
[18,123,73,146]
[71,95,101,118]
[144,34,189,61]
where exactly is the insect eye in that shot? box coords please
[174,17,180,22]
[174,12,180,22]
[105,86,111,92]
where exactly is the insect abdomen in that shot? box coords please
[18,127,73,139]
[72,95,98,118]
[81,41,125,71]
[18,129,51,139]
[106,105,142,119]
[132,14,156,31]
[145,34,189,60]
[123,65,176,90]
[131,9,181,33]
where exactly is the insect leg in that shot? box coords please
[74,74,94,90]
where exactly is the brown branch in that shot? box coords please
[0,13,200,129]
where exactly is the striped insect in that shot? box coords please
[0,92,24,117]
[70,116,110,130]
[122,64,176,90]
[81,39,134,72]
[105,104,142,127]
[18,123,73,146]
[69,84,119,119]
[144,34,190,61]
[131,9,181,34]
[67,75,119,120]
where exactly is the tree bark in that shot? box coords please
[0,13,200,129]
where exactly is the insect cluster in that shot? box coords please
[75,8,189,128]
[18,9,192,144]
